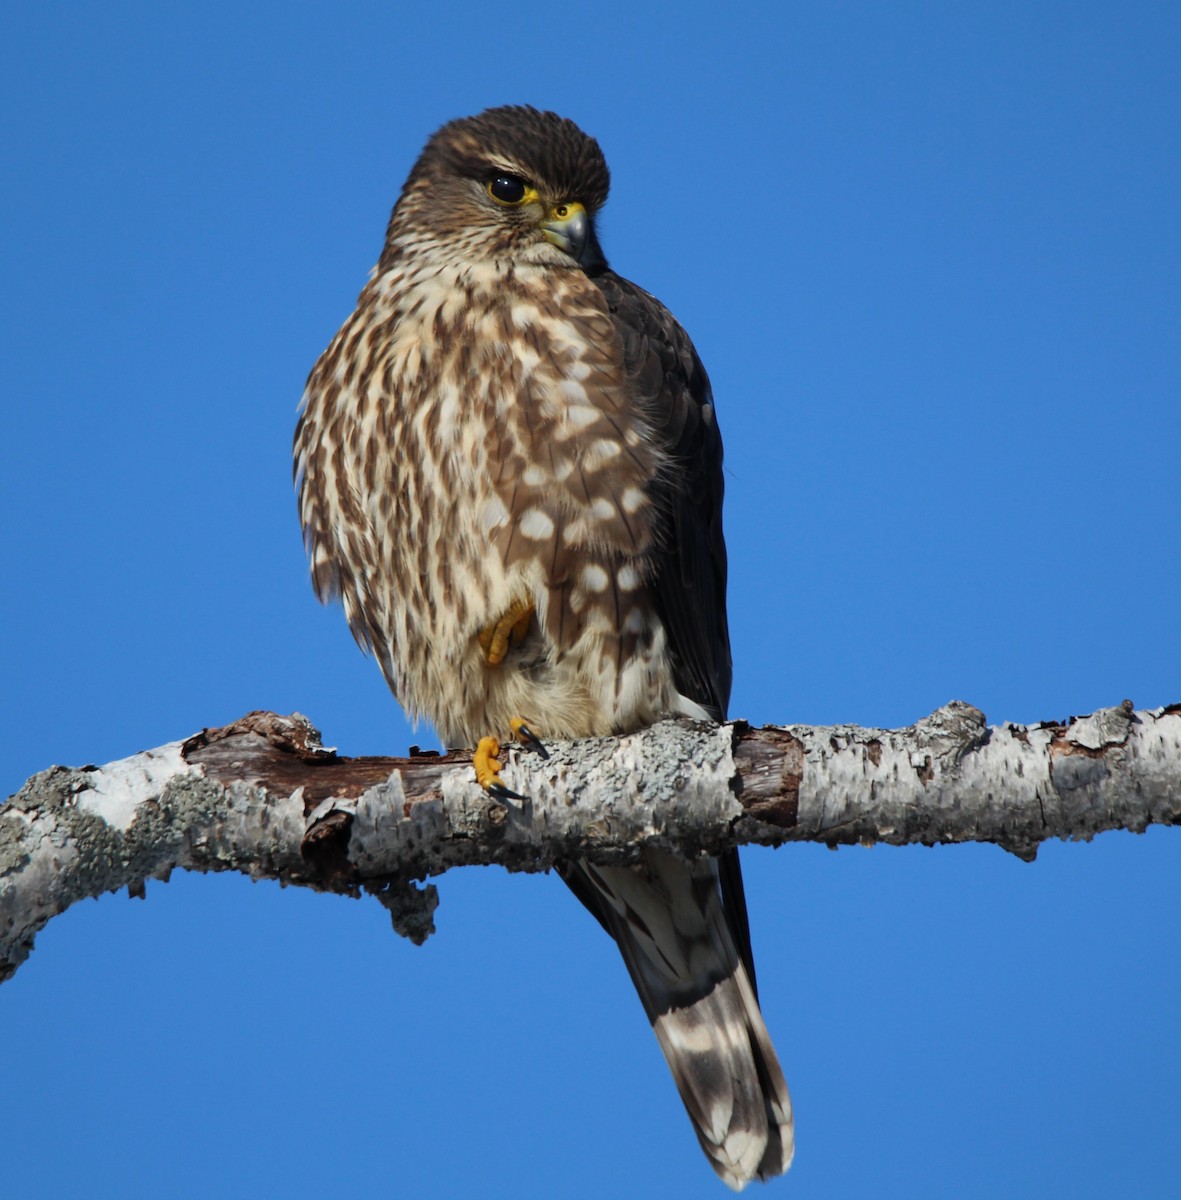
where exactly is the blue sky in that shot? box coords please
[3,3,1179,1197]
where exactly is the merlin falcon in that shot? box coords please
[294,106,793,1188]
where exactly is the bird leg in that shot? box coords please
[473,602,547,797]
[474,717,549,802]
[477,599,534,666]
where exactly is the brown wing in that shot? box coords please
[584,270,762,991]
[591,270,732,721]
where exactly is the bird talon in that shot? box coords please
[478,599,535,666]
[473,735,504,789]
[474,733,529,801]
[511,716,549,759]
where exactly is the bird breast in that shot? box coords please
[302,258,677,742]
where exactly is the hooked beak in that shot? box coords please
[540,202,605,271]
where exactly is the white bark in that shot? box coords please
[2,700,1178,982]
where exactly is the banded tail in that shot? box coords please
[565,848,793,1189]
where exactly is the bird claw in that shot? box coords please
[475,719,547,802]
[478,600,535,666]
[474,734,528,802]
[511,717,549,759]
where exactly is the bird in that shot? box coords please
[294,105,793,1189]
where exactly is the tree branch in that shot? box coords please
[3,700,1178,982]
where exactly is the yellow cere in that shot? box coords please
[549,201,586,222]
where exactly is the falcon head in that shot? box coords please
[381,105,611,272]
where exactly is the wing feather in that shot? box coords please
[592,271,732,720]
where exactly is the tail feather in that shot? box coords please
[571,850,793,1189]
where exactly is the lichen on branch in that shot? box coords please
[2,701,1179,983]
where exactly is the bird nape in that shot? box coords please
[294,104,793,1189]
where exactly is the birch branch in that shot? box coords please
[3,700,1178,982]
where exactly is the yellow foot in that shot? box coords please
[478,599,534,666]
[473,734,526,801]
[510,716,549,760]
[473,719,550,801]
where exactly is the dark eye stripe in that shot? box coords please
[488,174,527,204]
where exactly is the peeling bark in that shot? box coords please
[2,701,1178,982]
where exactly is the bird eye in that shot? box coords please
[487,175,529,205]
